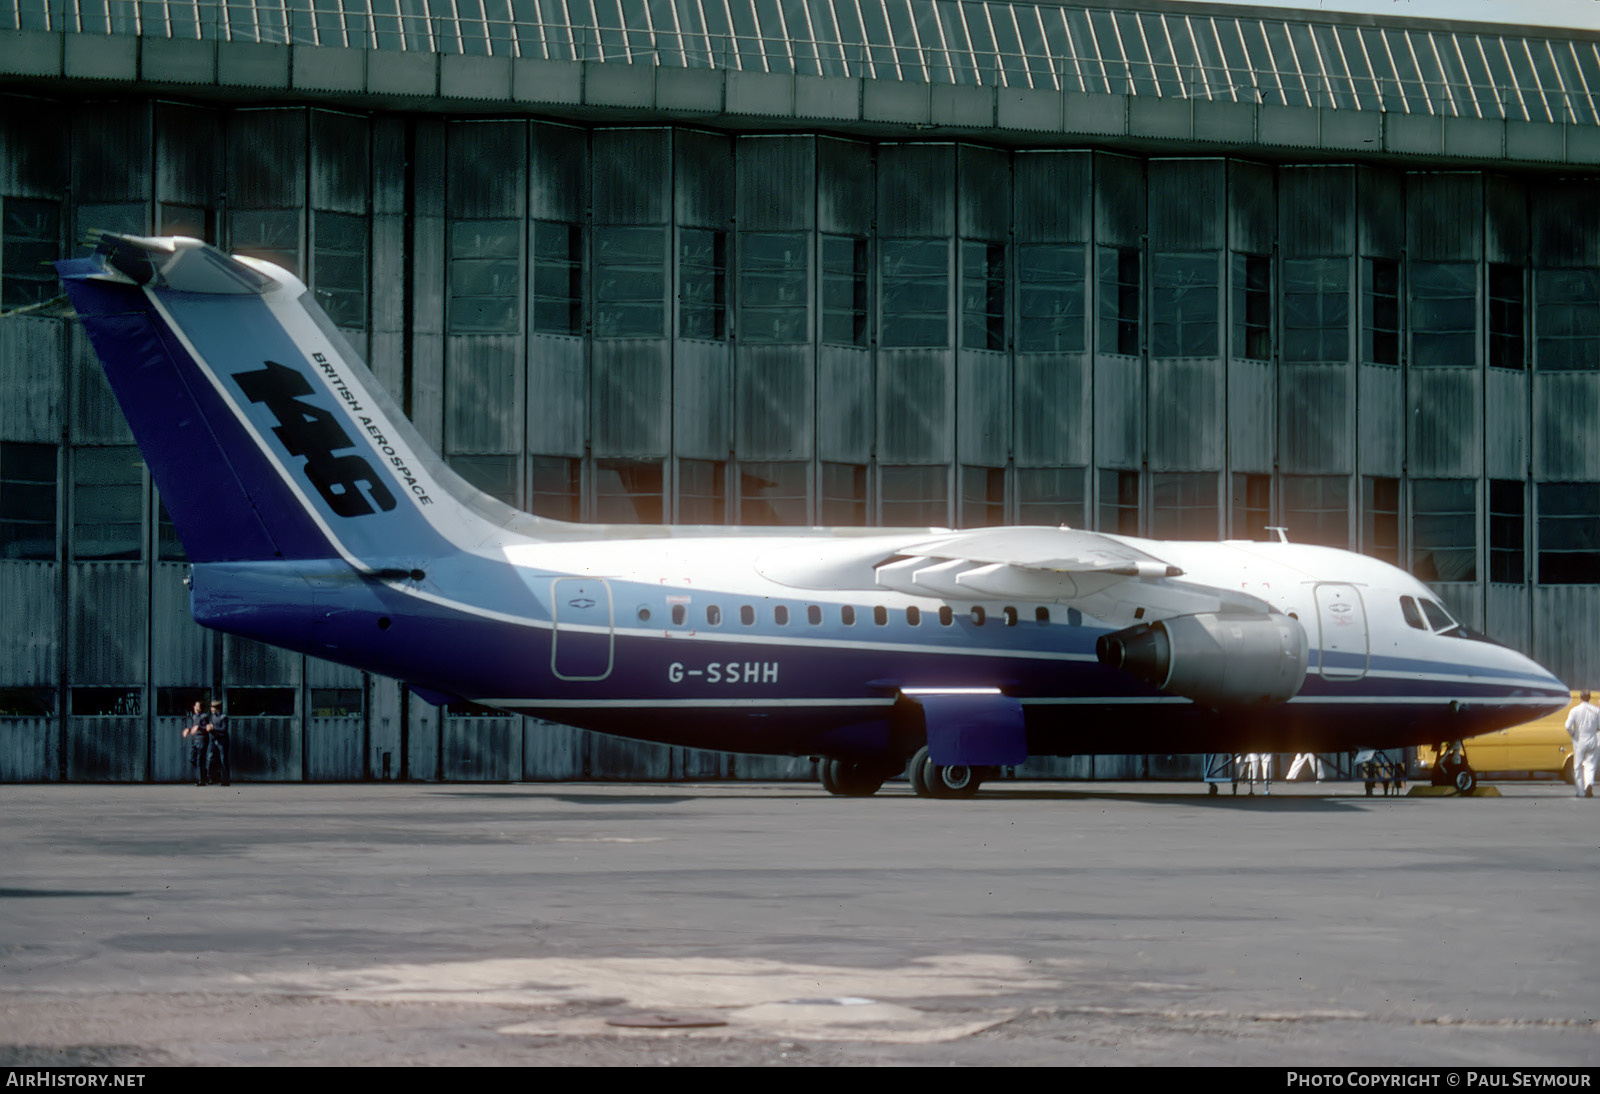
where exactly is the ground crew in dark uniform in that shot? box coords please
[182,699,209,786]
[203,698,231,787]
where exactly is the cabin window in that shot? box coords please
[971,606,986,625]
[637,607,651,622]
[1003,606,1019,626]
[840,605,855,625]
[671,604,686,626]
[939,606,954,626]
[1036,607,1050,624]
[774,605,789,625]
[807,605,822,625]
[740,605,755,626]
[1400,596,1426,630]
[873,606,888,626]
[905,606,921,626]
[705,605,722,626]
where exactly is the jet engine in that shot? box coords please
[1095,612,1309,707]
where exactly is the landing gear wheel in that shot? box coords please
[1452,766,1478,794]
[907,746,982,799]
[1563,756,1576,786]
[818,758,888,797]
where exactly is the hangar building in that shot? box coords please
[0,0,1597,781]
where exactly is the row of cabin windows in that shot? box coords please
[4,196,1593,369]
[656,602,1059,628]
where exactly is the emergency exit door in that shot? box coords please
[550,578,614,681]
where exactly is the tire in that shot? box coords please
[930,762,981,799]
[820,758,887,797]
[907,746,933,798]
[1563,757,1576,786]
[1453,766,1478,794]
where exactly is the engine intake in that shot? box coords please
[1095,612,1309,707]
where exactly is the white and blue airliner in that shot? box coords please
[55,235,1571,797]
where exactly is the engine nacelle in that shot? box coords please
[1095,612,1310,707]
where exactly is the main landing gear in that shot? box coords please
[817,757,894,797]
[815,747,987,799]
[906,745,982,799]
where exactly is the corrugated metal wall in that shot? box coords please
[2,92,1599,782]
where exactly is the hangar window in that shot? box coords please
[230,208,302,280]
[227,688,296,717]
[1096,246,1140,356]
[159,204,214,243]
[1151,253,1219,358]
[1017,244,1086,353]
[1017,467,1086,529]
[1489,480,1526,585]
[312,212,368,330]
[528,456,581,522]
[0,688,54,717]
[1362,477,1401,567]
[1410,263,1477,368]
[447,219,520,333]
[961,241,1006,351]
[1280,475,1349,548]
[881,465,948,527]
[1411,479,1477,583]
[880,239,949,348]
[594,226,666,338]
[2,198,61,309]
[820,463,867,526]
[1097,470,1140,536]
[0,443,57,561]
[739,232,807,344]
[739,461,807,525]
[1282,258,1349,364]
[1231,254,1271,361]
[71,446,143,561]
[531,221,583,336]
[1360,258,1400,366]
[1488,264,1526,370]
[1149,473,1218,540]
[679,228,728,341]
[678,459,726,525]
[1230,473,1271,541]
[593,457,663,524]
[820,236,868,347]
[70,687,141,716]
[960,466,1005,528]
[75,203,146,254]
[1536,482,1600,584]
[1534,269,1600,371]
[311,689,363,717]
[448,454,520,509]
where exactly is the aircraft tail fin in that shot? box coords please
[56,235,525,566]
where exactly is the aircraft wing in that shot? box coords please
[871,526,1183,602]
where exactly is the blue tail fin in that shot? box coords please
[57,235,497,566]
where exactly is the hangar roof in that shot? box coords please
[8,0,1600,125]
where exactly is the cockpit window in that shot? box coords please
[1419,599,1458,633]
[1399,596,1426,630]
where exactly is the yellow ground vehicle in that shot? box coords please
[1417,692,1582,783]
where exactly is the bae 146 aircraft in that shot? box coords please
[55,234,1570,797]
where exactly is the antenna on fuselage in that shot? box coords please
[1265,526,1290,543]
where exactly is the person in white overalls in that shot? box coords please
[1565,690,1599,799]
